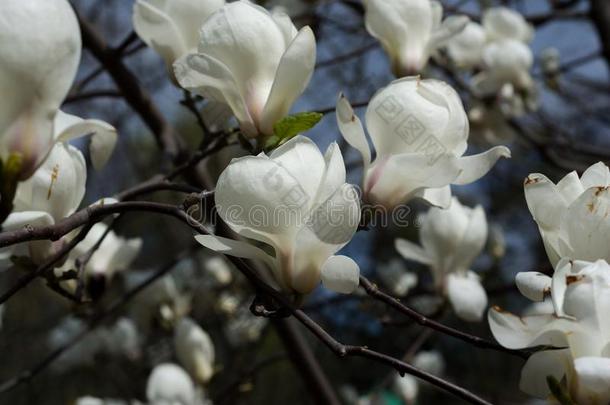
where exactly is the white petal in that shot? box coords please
[14,143,86,221]
[365,153,461,208]
[336,94,371,168]
[194,235,275,270]
[580,162,610,189]
[313,142,347,205]
[414,185,452,208]
[2,210,55,230]
[561,186,610,262]
[173,53,256,136]
[394,238,431,265]
[133,0,187,65]
[451,204,488,273]
[446,22,486,69]
[428,15,469,50]
[321,255,360,294]
[574,357,610,401]
[519,350,571,398]
[174,318,215,384]
[446,271,488,322]
[556,171,585,205]
[54,111,117,170]
[515,272,552,302]
[453,146,511,185]
[260,26,316,135]
[146,363,195,404]
[482,6,533,43]
[365,77,468,158]
[487,307,572,349]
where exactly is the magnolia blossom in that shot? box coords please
[490,259,610,403]
[394,351,445,403]
[54,222,142,294]
[174,318,215,384]
[0,0,79,178]
[446,22,486,69]
[395,198,488,321]
[482,7,534,43]
[195,136,361,295]
[133,0,225,78]
[146,363,196,405]
[337,77,510,209]
[472,39,534,96]
[363,0,468,76]
[225,306,268,346]
[174,0,316,138]
[524,162,610,267]
[377,259,418,296]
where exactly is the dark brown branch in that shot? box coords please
[75,11,182,159]
[589,0,610,72]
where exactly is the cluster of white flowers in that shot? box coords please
[489,162,610,403]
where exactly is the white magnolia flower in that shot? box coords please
[490,259,610,403]
[133,0,225,77]
[337,77,510,209]
[364,0,468,76]
[0,0,79,178]
[395,197,488,321]
[446,22,486,69]
[225,306,267,346]
[394,351,445,403]
[482,7,534,43]
[472,39,534,96]
[146,363,196,405]
[377,259,418,296]
[174,0,316,138]
[55,222,142,289]
[523,162,610,267]
[174,318,215,384]
[203,256,233,286]
[75,397,131,405]
[195,136,361,295]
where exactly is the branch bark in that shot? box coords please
[589,0,610,73]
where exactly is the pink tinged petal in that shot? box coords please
[516,272,552,302]
[336,94,371,168]
[54,111,118,170]
[453,146,511,185]
[395,238,432,265]
[519,349,571,399]
[574,357,610,403]
[487,307,572,349]
[580,162,610,189]
[173,53,256,136]
[446,271,487,322]
[260,26,316,135]
[321,255,360,294]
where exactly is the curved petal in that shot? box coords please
[524,173,568,231]
[366,153,461,208]
[365,77,469,158]
[556,171,585,205]
[414,185,452,208]
[446,22,486,69]
[446,271,488,322]
[451,204,488,273]
[574,357,610,401]
[260,26,316,135]
[488,307,572,349]
[580,162,610,189]
[194,235,275,271]
[428,15,469,51]
[133,0,187,64]
[321,255,360,294]
[313,142,347,205]
[482,6,533,43]
[336,94,371,168]
[173,53,255,136]
[395,238,431,265]
[54,111,118,170]
[453,146,511,185]
[561,186,610,262]
[13,143,86,221]
[519,349,571,398]
[516,272,552,302]
[174,318,215,384]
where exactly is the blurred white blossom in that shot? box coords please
[174,318,215,384]
[174,0,316,137]
[396,197,488,321]
[337,77,510,209]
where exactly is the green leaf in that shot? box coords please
[265,112,324,151]
[546,375,576,405]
